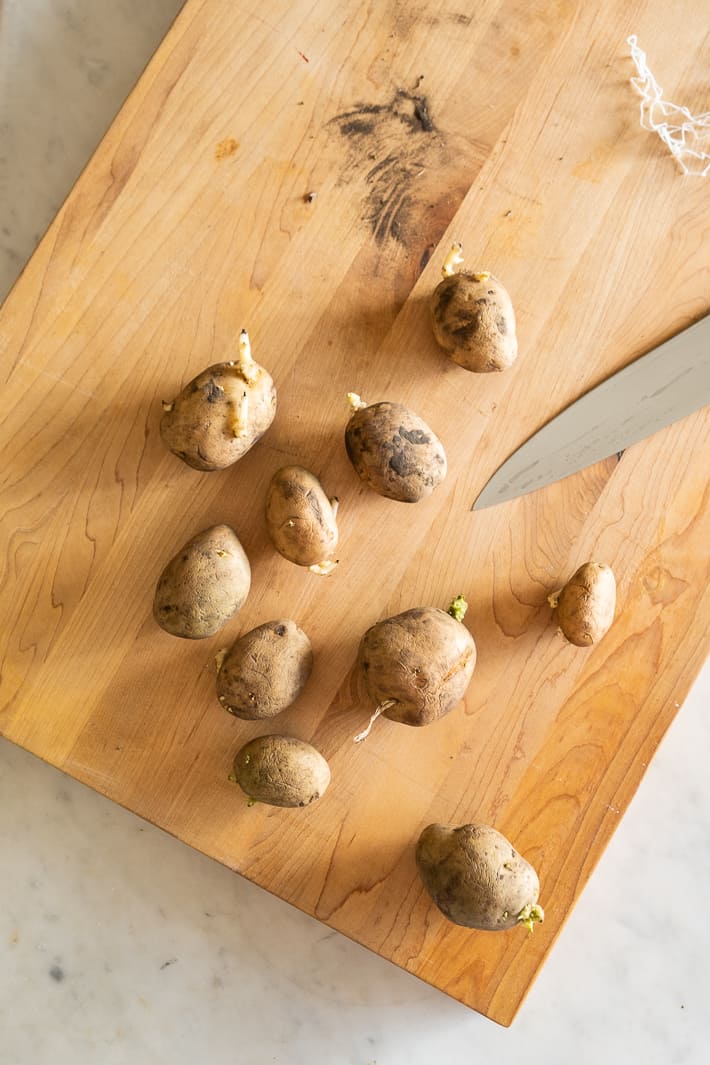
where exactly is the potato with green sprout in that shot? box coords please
[344,393,446,503]
[416,822,544,932]
[160,330,277,470]
[431,243,518,372]
[354,595,475,740]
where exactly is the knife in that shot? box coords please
[472,313,710,510]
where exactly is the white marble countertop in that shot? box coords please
[1,3,709,1061]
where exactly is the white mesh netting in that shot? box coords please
[628,34,710,176]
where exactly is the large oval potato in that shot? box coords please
[551,561,616,646]
[265,466,339,571]
[153,524,251,639]
[233,735,331,808]
[345,398,446,503]
[416,823,544,931]
[358,603,476,729]
[160,331,277,470]
[216,619,313,720]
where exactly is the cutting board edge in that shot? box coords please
[3,630,708,1026]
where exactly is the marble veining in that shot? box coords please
[1,2,709,1062]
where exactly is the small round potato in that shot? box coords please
[430,244,517,372]
[160,331,277,470]
[153,524,251,639]
[216,619,313,720]
[233,735,331,808]
[416,823,544,932]
[265,466,339,572]
[551,561,616,647]
[345,397,446,503]
[358,603,476,729]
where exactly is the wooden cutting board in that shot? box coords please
[1,0,708,1025]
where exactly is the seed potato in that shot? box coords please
[430,243,518,373]
[265,466,339,574]
[216,619,313,720]
[550,561,616,646]
[233,734,331,808]
[416,823,544,932]
[355,597,476,739]
[160,330,276,470]
[153,524,251,639]
[344,394,447,503]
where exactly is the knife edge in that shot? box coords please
[472,313,710,510]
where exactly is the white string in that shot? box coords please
[627,35,710,176]
[353,699,396,743]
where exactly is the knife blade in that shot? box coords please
[472,313,710,510]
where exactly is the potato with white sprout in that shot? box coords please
[265,466,339,576]
[431,243,518,372]
[160,330,277,470]
[344,393,446,502]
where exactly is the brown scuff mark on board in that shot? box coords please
[328,88,447,246]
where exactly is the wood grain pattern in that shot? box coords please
[1,0,709,1025]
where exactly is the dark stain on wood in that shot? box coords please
[328,89,442,246]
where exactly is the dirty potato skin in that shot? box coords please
[431,272,518,373]
[553,561,616,646]
[233,735,331,808]
[416,823,543,931]
[359,607,476,726]
[153,524,251,639]
[160,332,276,470]
[345,401,447,502]
[265,466,339,567]
[216,619,313,720]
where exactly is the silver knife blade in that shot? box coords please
[472,313,710,510]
